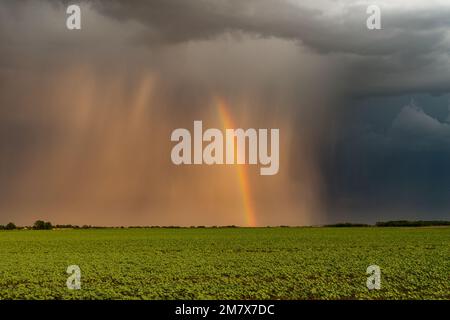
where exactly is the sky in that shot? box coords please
[1,0,450,226]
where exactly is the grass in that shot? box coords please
[0,227,448,299]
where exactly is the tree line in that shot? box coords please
[0,220,53,230]
[326,220,450,227]
[0,220,449,230]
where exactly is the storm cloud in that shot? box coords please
[88,0,450,97]
[1,0,450,225]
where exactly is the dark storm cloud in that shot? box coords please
[81,0,450,97]
[1,0,450,224]
[0,0,336,226]
[3,0,450,97]
[321,96,450,222]
[87,0,450,54]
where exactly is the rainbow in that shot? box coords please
[216,98,257,227]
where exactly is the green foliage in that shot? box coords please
[55,225,79,229]
[0,227,448,299]
[376,220,450,227]
[33,220,53,230]
[325,223,370,227]
[5,222,16,230]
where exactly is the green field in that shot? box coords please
[0,227,448,299]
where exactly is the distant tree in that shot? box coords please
[5,222,16,230]
[376,220,450,227]
[33,220,53,230]
[55,224,78,229]
[33,220,45,229]
[55,224,68,229]
[326,223,370,228]
[0,225,5,230]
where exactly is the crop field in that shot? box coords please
[0,227,448,299]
